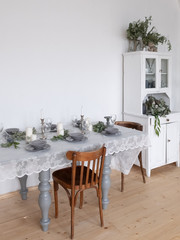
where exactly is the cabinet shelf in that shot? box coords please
[146,73,155,75]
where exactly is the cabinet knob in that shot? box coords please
[166,118,170,122]
[168,139,171,142]
[159,69,162,73]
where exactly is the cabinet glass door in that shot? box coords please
[160,59,168,88]
[145,58,156,89]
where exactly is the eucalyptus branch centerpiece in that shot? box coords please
[144,96,171,136]
[1,131,26,149]
[51,130,69,141]
[126,16,171,51]
[93,121,106,133]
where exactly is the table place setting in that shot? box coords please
[1,128,26,149]
[25,139,51,152]
[92,114,121,137]
[66,132,87,142]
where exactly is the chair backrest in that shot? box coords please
[66,145,106,190]
[115,121,143,131]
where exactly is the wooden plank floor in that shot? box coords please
[1,164,180,240]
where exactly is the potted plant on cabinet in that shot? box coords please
[126,16,171,52]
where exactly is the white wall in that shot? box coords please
[0,0,180,194]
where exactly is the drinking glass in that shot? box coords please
[111,114,117,125]
[44,118,52,132]
[0,123,3,133]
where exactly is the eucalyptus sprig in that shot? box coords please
[1,141,20,149]
[11,131,26,141]
[144,96,171,136]
[32,127,37,134]
[51,130,69,141]
[93,121,106,133]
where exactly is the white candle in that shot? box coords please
[88,124,93,132]
[26,128,33,142]
[40,109,44,119]
[60,129,64,136]
[31,134,37,141]
[81,106,83,116]
[57,122,64,136]
[57,122,63,131]
[57,128,64,136]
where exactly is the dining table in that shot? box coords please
[0,125,149,232]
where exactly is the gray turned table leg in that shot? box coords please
[38,170,51,232]
[101,155,111,210]
[18,175,28,200]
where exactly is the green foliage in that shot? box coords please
[1,141,20,149]
[126,16,171,51]
[93,121,106,133]
[11,131,26,141]
[127,16,153,41]
[144,96,171,136]
[51,130,69,141]
[32,127,37,134]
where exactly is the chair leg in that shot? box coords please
[71,196,75,239]
[79,191,83,209]
[98,189,104,227]
[121,172,124,192]
[53,180,59,218]
[138,152,146,183]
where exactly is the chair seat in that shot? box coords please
[53,166,98,190]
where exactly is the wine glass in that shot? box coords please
[0,123,3,133]
[44,118,52,132]
[0,123,4,143]
[111,114,117,125]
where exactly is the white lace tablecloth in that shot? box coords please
[0,126,149,182]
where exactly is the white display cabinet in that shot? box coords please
[123,51,180,177]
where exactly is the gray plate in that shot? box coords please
[25,144,51,152]
[66,136,88,142]
[105,127,119,134]
[102,131,121,136]
[69,133,84,141]
[5,128,19,135]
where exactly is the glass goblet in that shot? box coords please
[44,118,52,132]
[111,114,117,125]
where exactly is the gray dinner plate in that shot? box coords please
[30,140,47,149]
[25,144,51,152]
[5,128,19,135]
[66,136,87,143]
[105,127,119,134]
[102,131,121,136]
[69,133,84,141]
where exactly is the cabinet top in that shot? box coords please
[123,51,172,57]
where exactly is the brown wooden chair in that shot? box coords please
[115,121,146,192]
[52,145,106,239]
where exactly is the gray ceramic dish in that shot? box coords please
[5,128,19,135]
[105,127,119,134]
[25,144,50,152]
[30,140,47,149]
[69,133,84,141]
[66,136,87,142]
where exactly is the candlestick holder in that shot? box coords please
[80,115,85,134]
[40,118,46,140]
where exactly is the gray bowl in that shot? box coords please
[105,127,119,134]
[69,133,84,141]
[30,140,47,149]
[5,128,19,135]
